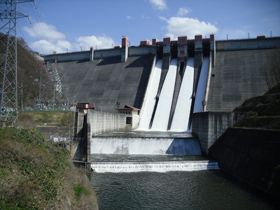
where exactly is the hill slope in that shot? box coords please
[234,83,280,130]
[1,33,41,107]
[0,127,98,210]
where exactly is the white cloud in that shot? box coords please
[126,15,133,20]
[74,35,115,51]
[160,16,219,40]
[177,8,191,16]
[56,40,72,50]
[29,39,68,54]
[149,0,167,10]
[23,22,65,41]
[24,21,116,54]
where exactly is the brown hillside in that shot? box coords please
[0,33,41,107]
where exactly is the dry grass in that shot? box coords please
[18,111,74,128]
[62,164,98,210]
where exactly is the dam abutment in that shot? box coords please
[208,127,280,200]
[192,112,237,155]
[72,110,131,161]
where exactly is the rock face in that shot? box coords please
[209,127,280,200]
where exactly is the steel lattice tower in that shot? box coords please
[0,0,34,127]
[33,61,68,111]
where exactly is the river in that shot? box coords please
[90,155,276,210]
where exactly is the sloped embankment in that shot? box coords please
[233,83,280,130]
[0,127,98,210]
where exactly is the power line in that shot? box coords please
[28,3,53,54]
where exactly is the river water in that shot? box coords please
[90,155,276,210]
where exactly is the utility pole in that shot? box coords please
[0,0,34,127]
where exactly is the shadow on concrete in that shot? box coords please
[166,138,202,156]
[131,56,154,108]
[77,59,91,63]
[125,55,152,68]
[97,56,121,66]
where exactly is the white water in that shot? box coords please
[138,59,162,130]
[170,58,194,131]
[151,59,177,131]
[91,160,219,173]
[194,57,210,113]
[91,137,202,155]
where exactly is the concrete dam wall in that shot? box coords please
[43,35,280,117]
[55,55,154,113]
[206,48,280,112]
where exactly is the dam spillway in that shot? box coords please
[89,54,212,172]
[170,58,194,131]
[137,59,162,130]
[194,57,210,113]
[91,160,219,173]
[90,131,208,173]
[87,46,213,172]
[90,132,201,156]
[151,59,178,131]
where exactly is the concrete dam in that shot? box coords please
[44,34,280,116]
[44,34,280,161]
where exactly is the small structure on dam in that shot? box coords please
[116,104,140,130]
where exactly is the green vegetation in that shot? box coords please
[234,83,280,130]
[0,127,97,210]
[73,183,90,199]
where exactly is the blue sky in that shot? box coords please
[14,0,280,54]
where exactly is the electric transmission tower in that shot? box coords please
[33,61,68,111]
[0,0,34,127]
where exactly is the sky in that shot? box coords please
[10,0,280,54]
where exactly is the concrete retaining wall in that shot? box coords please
[87,110,128,136]
[73,112,86,141]
[208,127,280,198]
[71,141,87,161]
[192,112,240,154]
